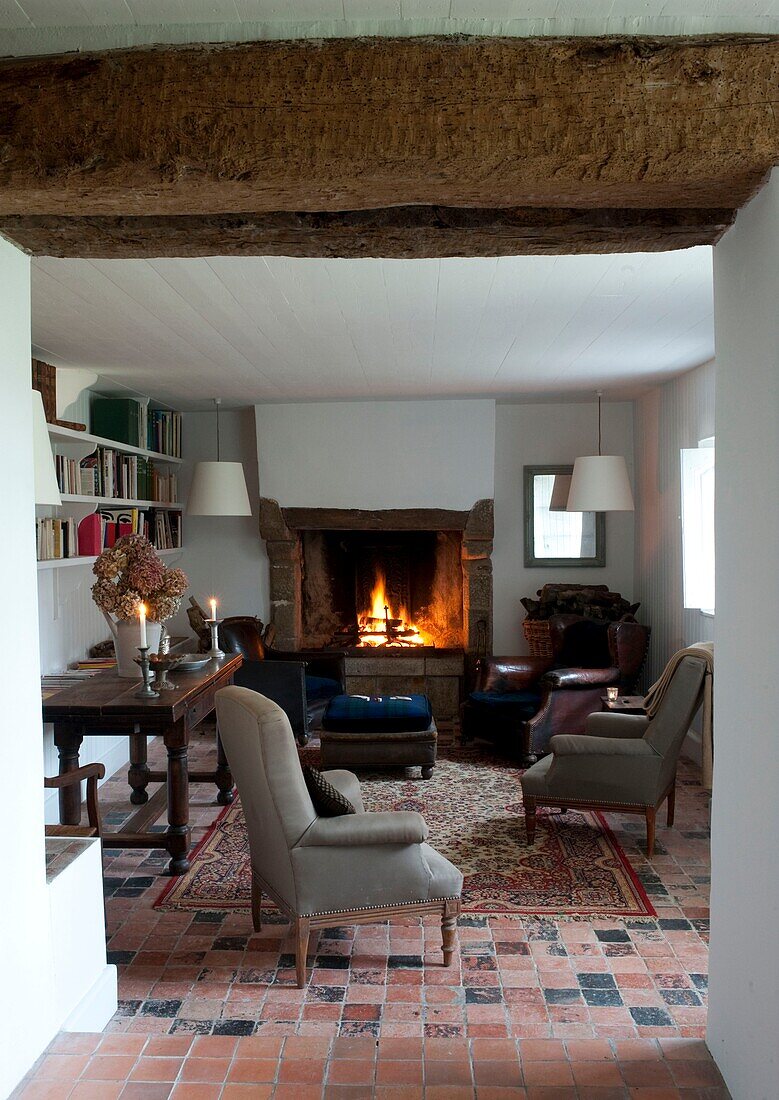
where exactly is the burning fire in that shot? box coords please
[357,569,428,647]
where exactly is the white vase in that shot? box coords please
[107,617,163,678]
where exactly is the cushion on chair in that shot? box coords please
[302,765,357,817]
[305,674,343,702]
[323,693,433,733]
[467,690,541,718]
[321,768,365,813]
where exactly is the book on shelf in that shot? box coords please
[98,507,182,552]
[149,409,182,458]
[77,513,102,556]
[91,397,144,449]
[36,516,78,561]
[90,397,181,458]
[55,445,178,504]
[37,506,182,562]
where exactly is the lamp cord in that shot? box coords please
[215,398,221,462]
[597,391,602,456]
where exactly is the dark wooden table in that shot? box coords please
[601,694,646,715]
[42,653,242,875]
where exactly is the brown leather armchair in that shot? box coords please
[218,617,345,745]
[461,615,649,764]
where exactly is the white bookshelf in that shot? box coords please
[38,403,185,568]
[47,423,183,465]
[59,494,182,510]
[37,548,182,571]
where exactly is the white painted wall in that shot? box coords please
[0,238,57,1093]
[633,360,715,762]
[48,840,116,1034]
[492,401,636,653]
[255,400,496,510]
[169,407,268,634]
[707,169,779,1099]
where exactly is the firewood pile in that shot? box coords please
[521,583,640,623]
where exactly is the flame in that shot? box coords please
[356,567,428,647]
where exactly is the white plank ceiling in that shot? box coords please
[2,1,779,53]
[31,250,714,408]
[3,0,779,28]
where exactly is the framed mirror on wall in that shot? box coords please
[524,465,605,568]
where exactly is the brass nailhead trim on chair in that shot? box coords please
[304,896,460,918]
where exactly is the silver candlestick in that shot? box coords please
[205,617,224,659]
[134,646,160,698]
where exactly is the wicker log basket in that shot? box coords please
[523,618,554,658]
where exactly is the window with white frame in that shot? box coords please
[681,437,715,614]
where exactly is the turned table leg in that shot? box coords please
[128,728,150,805]
[165,736,191,875]
[54,725,84,826]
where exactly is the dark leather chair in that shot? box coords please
[218,617,345,745]
[461,615,649,764]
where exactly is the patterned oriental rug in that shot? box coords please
[156,746,654,918]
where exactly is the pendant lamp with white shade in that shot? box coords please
[548,473,572,512]
[567,392,634,513]
[187,399,252,517]
[32,389,62,506]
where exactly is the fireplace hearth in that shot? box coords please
[259,499,494,718]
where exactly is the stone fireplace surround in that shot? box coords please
[258,498,494,719]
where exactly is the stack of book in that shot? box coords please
[37,507,183,561]
[151,467,178,503]
[36,516,78,560]
[91,397,182,458]
[66,448,177,503]
[149,409,182,457]
[54,454,82,495]
[152,510,183,550]
[88,507,182,552]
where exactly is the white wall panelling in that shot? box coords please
[633,360,715,686]
[492,401,635,654]
[31,252,714,408]
[707,166,779,1100]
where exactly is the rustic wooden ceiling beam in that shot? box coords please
[0,35,777,226]
[0,206,735,258]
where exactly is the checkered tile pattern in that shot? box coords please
[15,725,726,1098]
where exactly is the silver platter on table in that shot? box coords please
[175,654,212,672]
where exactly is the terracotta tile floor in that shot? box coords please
[16,725,728,1098]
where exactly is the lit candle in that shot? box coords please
[606,686,619,703]
[209,597,217,621]
[138,602,147,649]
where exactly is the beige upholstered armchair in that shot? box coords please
[215,686,463,987]
[520,653,708,856]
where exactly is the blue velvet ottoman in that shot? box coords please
[320,694,437,779]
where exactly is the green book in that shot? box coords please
[91,398,141,448]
